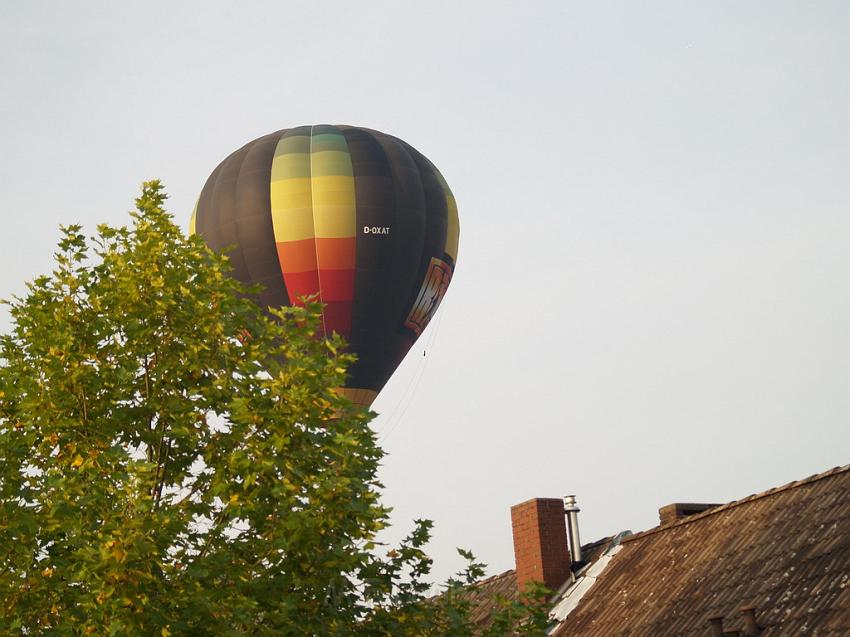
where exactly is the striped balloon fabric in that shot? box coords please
[191,125,459,407]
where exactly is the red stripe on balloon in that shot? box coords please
[322,301,353,338]
[317,269,355,301]
[280,270,320,305]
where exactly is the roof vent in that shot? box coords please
[707,606,762,636]
[708,616,725,637]
[659,502,720,526]
[740,606,762,636]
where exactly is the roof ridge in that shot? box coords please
[622,463,850,543]
[580,536,611,551]
[474,569,515,585]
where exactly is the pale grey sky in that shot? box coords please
[1,1,848,584]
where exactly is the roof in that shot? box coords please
[551,464,850,636]
[457,534,616,630]
[457,569,518,629]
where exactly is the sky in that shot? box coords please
[1,1,848,584]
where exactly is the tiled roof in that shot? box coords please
[552,464,850,636]
[456,536,616,632]
[457,569,518,629]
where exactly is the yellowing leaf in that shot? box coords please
[71,455,84,468]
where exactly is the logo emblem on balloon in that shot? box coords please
[404,258,453,338]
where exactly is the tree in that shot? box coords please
[0,182,549,636]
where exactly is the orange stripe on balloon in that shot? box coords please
[277,238,319,274]
[315,237,355,270]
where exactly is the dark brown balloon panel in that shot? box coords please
[191,125,459,407]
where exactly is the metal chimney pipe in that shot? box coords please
[563,495,583,563]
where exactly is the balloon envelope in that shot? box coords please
[191,125,459,407]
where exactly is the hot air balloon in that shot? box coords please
[191,125,459,408]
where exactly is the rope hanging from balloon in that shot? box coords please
[377,308,445,443]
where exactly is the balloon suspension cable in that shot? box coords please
[378,309,445,444]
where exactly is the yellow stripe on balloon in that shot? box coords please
[189,199,198,236]
[270,133,315,244]
[310,150,354,178]
[309,129,356,242]
[309,175,356,238]
[270,177,315,242]
[435,170,459,262]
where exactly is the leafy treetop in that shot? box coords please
[0,181,549,636]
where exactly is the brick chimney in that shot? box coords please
[658,502,720,526]
[510,498,571,590]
